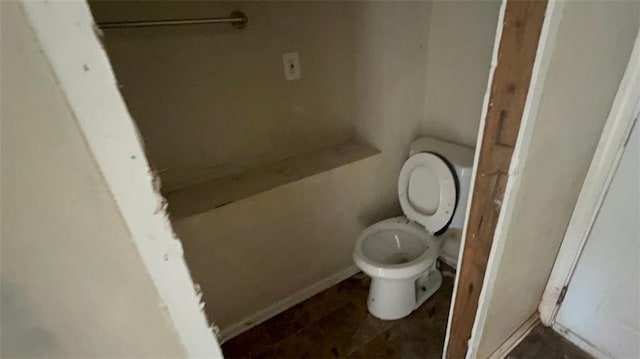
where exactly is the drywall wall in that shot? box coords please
[353,0,500,225]
[475,2,639,357]
[352,1,432,222]
[555,121,639,358]
[422,0,501,148]
[91,0,498,207]
[0,2,186,356]
[89,0,358,192]
[90,0,500,209]
[172,153,380,338]
[537,31,640,328]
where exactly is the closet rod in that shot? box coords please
[98,11,248,29]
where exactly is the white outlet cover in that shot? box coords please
[282,52,301,81]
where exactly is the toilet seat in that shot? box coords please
[398,153,457,234]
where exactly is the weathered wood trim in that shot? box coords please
[445,1,548,358]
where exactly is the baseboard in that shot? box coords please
[440,229,461,268]
[552,322,611,359]
[487,313,540,359]
[219,265,361,343]
[439,253,458,269]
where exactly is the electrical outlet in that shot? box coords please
[282,52,301,81]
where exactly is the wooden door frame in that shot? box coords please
[443,1,556,358]
[538,32,640,327]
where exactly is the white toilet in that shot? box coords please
[353,137,474,320]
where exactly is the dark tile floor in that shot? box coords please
[222,265,591,359]
[222,264,456,359]
[508,324,592,359]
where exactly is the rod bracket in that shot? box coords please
[231,11,248,29]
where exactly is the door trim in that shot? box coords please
[538,32,640,326]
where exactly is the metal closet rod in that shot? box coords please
[98,11,248,29]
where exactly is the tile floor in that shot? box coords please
[222,264,455,358]
[222,265,591,359]
[507,324,592,359]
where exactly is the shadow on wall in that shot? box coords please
[1,282,56,357]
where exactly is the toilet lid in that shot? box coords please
[398,153,457,234]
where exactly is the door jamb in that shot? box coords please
[538,32,640,326]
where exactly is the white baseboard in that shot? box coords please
[488,313,540,359]
[552,322,612,359]
[439,253,458,269]
[219,265,360,343]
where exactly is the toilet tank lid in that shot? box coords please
[410,137,475,169]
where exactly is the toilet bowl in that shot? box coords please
[353,217,444,320]
[353,137,474,320]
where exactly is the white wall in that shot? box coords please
[555,121,639,358]
[90,1,359,192]
[173,153,380,338]
[355,0,500,228]
[353,1,433,221]
[93,0,499,208]
[0,2,186,356]
[475,1,639,357]
[422,0,501,148]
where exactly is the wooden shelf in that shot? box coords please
[165,138,380,219]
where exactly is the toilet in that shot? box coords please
[353,137,474,320]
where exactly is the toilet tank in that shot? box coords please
[409,137,475,229]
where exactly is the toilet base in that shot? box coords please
[366,269,443,320]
